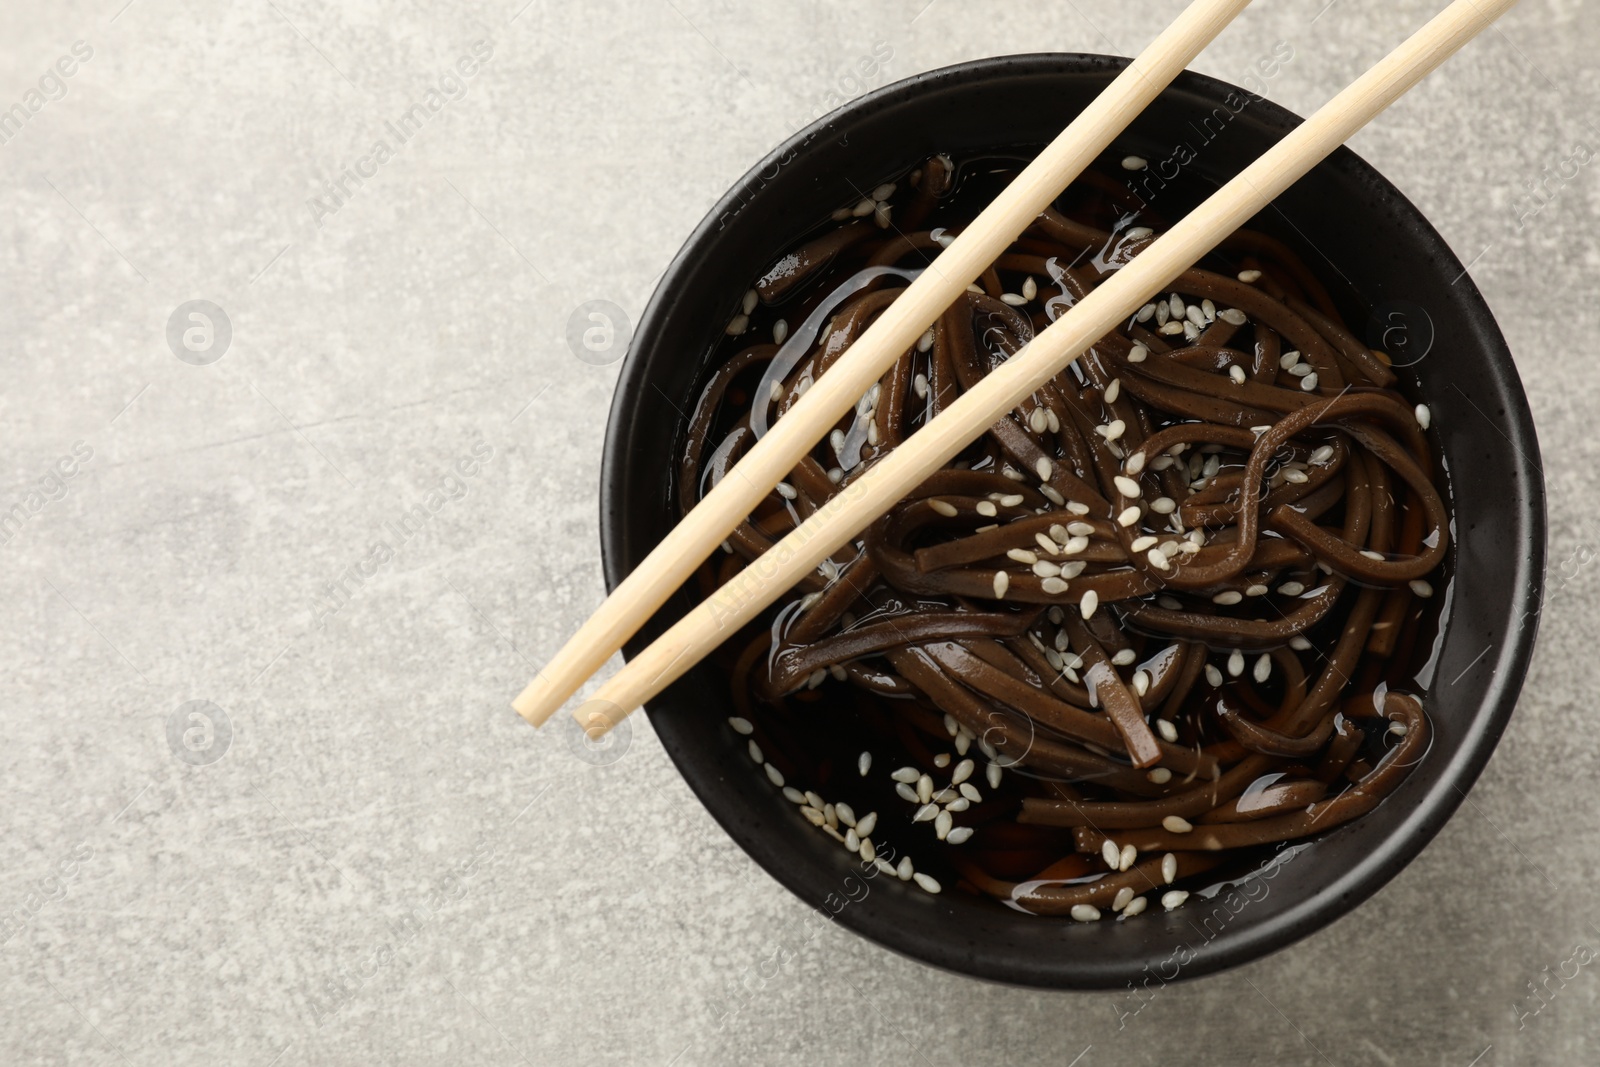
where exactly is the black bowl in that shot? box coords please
[599,54,1546,989]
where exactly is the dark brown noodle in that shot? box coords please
[679,153,1446,919]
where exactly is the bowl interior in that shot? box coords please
[601,54,1545,989]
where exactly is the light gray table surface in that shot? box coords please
[2,0,1596,1063]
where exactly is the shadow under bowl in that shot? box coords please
[598,54,1546,990]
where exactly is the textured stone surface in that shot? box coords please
[0,0,1596,1063]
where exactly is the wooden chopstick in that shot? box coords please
[576,0,1519,739]
[510,0,1256,728]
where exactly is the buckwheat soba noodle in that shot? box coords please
[682,152,1447,920]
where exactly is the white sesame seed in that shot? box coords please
[1110,648,1138,666]
[1289,635,1312,651]
[1213,590,1242,606]
[1229,365,1247,385]
[1136,303,1156,322]
[1039,576,1068,594]
[835,802,857,828]
[1162,816,1193,833]
[1218,307,1248,325]
[872,182,897,201]
[1022,276,1038,301]
[1410,579,1434,597]
[1227,649,1244,677]
[1071,904,1102,922]
[726,314,749,335]
[1128,344,1149,363]
[801,806,825,826]
[1067,501,1091,516]
[1415,403,1432,430]
[851,198,875,217]
[1254,653,1271,683]
[857,812,878,836]
[845,828,860,851]
[1101,839,1120,868]
[1162,890,1189,910]
[959,782,982,802]
[951,759,975,785]
[1117,506,1142,527]
[765,763,785,787]
[1361,549,1386,561]
[1147,767,1172,784]
[986,762,1003,789]
[891,767,920,784]
[728,716,754,735]
[976,500,997,517]
[914,872,942,894]
[748,739,763,763]
[1040,485,1066,505]
[934,810,954,840]
[1280,350,1301,369]
[1063,535,1089,555]
[1133,670,1151,696]
[1000,292,1027,306]
[1238,269,1262,283]
[1080,589,1100,619]
[1309,445,1334,464]
[1126,226,1154,240]
[1113,886,1135,912]
[1130,534,1157,553]
[1157,718,1178,743]
[824,803,837,827]
[1036,456,1054,481]
[1159,596,1183,610]
[783,786,804,804]
[873,203,891,228]
[775,481,797,500]
[993,570,1010,599]
[1301,372,1319,392]
[1168,294,1185,318]
[1123,895,1148,917]
[913,803,938,823]
[1147,550,1170,571]
[1205,664,1224,686]
[1115,475,1142,498]
[1246,584,1269,596]
[895,782,918,803]
[1028,407,1048,434]
[1186,305,1206,327]
[1119,843,1138,871]
[898,856,914,881]
[998,493,1024,507]
[947,826,974,845]
[1122,155,1148,170]
[1008,548,1039,565]
[1162,853,1178,884]
[929,499,959,518]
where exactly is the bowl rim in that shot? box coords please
[600,51,1547,989]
